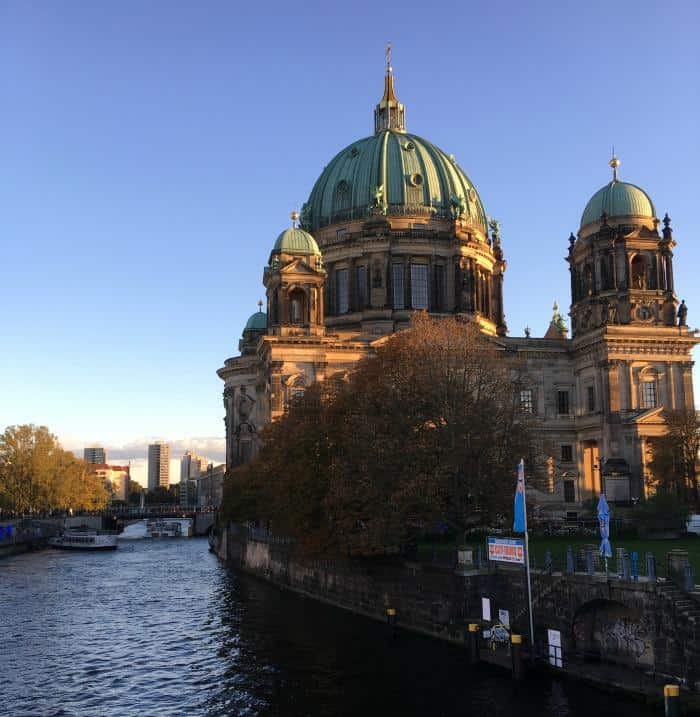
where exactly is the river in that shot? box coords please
[2,538,658,717]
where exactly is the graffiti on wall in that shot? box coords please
[572,600,652,666]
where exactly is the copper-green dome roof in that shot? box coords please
[302,129,487,232]
[243,310,267,331]
[581,179,655,228]
[271,227,321,256]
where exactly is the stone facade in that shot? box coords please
[218,67,698,505]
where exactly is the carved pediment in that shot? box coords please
[625,406,665,425]
[278,258,323,277]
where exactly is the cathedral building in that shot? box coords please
[218,58,698,505]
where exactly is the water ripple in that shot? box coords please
[1,538,658,717]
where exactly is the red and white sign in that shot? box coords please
[487,537,525,564]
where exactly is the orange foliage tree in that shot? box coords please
[222,314,541,555]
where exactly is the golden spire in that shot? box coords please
[609,149,620,182]
[290,209,299,228]
[374,43,405,133]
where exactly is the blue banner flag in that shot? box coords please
[513,459,526,534]
[597,493,613,558]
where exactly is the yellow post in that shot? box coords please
[664,684,680,717]
[467,623,480,664]
[511,633,524,680]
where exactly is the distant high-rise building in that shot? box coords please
[147,443,170,491]
[83,446,106,464]
[179,451,209,506]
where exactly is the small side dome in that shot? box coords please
[580,180,655,228]
[580,155,656,230]
[244,310,267,332]
[271,227,321,257]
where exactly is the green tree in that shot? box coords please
[0,424,109,514]
[146,485,177,504]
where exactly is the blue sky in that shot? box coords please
[2,1,699,482]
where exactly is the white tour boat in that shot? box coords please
[48,530,118,551]
[146,518,192,538]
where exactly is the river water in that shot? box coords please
[2,538,657,717]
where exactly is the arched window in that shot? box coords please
[271,290,280,324]
[289,289,305,324]
[583,265,594,296]
[332,181,352,218]
[630,255,647,289]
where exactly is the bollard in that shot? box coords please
[664,684,680,717]
[386,607,397,637]
[617,547,625,578]
[623,552,631,580]
[684,564,695,593]
[566,546,574,574]
[646,552,657,583]
[467,623,480,665]
[585,548,594,576]
[511,634,524,681]
[631,551,639,582]
[545,550,553,575]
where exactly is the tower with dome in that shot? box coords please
[218,59,697,505]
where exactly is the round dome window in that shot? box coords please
[404,141,415,151]
[409,173,423,187]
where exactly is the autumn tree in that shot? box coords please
[222,314,542,556]
[0,424,109,514]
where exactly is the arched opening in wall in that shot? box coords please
[581,440,600,496]
[584,265,594,296]
[289,288,306,325]
[600,253,614,290]
[630,254,647,289]
[332,180,352,221]
[271,290,280,324]
[572,599,652,667]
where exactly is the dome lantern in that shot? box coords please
[374,43,406,134]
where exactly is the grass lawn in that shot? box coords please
[419,535,700,577]
[526,535,700,577]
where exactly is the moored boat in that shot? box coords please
[48,530,118,550]
[146,518,192,538]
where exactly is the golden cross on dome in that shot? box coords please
[385,42,392,72]
[290,209,299,228]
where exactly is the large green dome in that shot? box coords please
[271,227,321,256]
[302,129,487,232]
[581,179,655,228]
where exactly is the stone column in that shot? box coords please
[605,360,621,413]
[270,362,284,415]
[680,361,695,409]
[349,257,356,312]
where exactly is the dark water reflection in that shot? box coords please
[1,539,656,716]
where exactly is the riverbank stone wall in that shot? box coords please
[219,526,700,693]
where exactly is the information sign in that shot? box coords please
[487,537,525,564]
